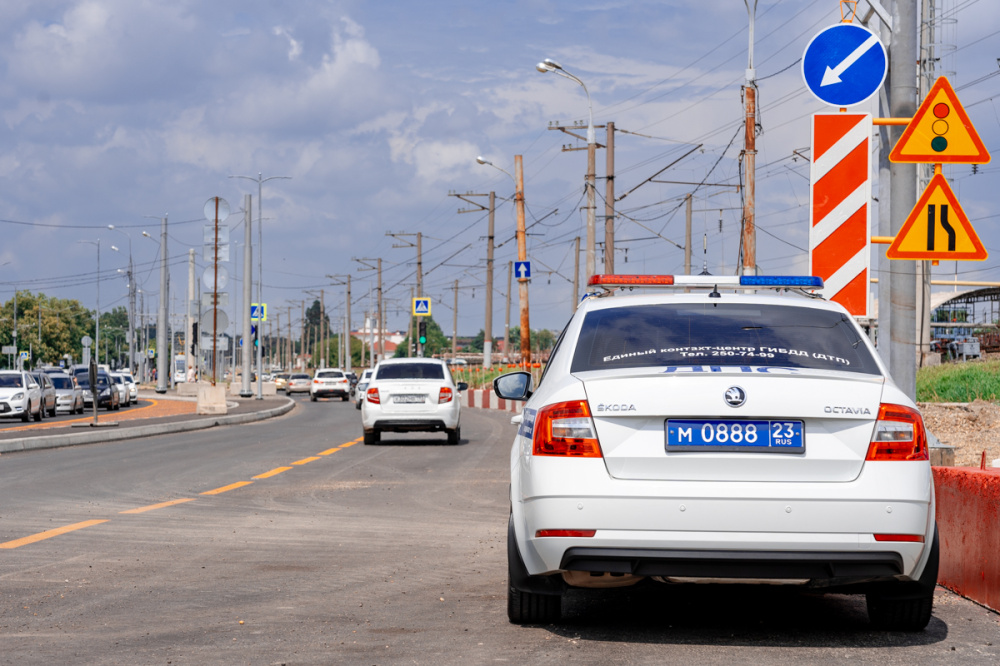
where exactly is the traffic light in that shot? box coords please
[418,321,427,345]
[191,323,198,353]
[253,324,259,348]
[931,101,950,153]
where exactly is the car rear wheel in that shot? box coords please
[447,426,460,445]
[49,402,57,417]
[341,394,349,402]
[866,526,939,631]
[310,393,317,402]
[363,429,380,445]
[34,403,43,421]
[507,515,561,624]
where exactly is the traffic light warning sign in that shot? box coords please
[889,77,990,164]
[887,174,987,261]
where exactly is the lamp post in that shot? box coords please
[536,58,597,282]
[229,172,291,399]
[476,156,531,363]
[77,239,101,367]
[108,225,135,374]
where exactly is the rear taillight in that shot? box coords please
[366,387,380,404]
[533,400,602,458]
[866,403,928,461]
[438,387,453,404]
[874,533,925,542]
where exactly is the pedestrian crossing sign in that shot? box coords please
[250,303,267,321]
[412,298,431,317]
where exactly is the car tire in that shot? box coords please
[363,429,380,445]
[342,394,349,402]
[21,409,30,422]
[355,401,361,411]
[34,403,43,421]
[866,526,939,631]
[447,427,461,445]
[310,393,317,402]
[507,515,562,624]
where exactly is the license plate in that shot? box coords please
[665,419,804,453]
[393,394,426,404]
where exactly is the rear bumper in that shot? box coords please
[311,388,349,397]
[370,419,450,433]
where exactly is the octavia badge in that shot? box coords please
[724,386,746,407]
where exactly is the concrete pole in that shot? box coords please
[346,276,351,368]
[452,279,458,360]
[585,130,597,282]
[685,193,693,275]
[515,156,531,364]
[241,194,252,396]
[504,261,512,363]
[604,121,615,274]
[573,236,580,312]
[186,249,194,379]
[483,191,495,368]
[378,258,384,362]
[876,16,893,366]
[889,0,918,400]
[156,215,168,393]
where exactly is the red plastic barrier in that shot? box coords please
[933,466,1000,612]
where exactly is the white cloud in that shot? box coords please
[273,25,303,61]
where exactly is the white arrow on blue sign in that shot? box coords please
[802,23,887,107]
[514,261,531,279]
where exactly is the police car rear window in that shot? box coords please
[571,302,880,374]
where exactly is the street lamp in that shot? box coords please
[108,225,136,373]
[477,155,531,364]
[536,58,597,282]
[77,239,101,367]
[229,172,291,399]
[142,217,168,393]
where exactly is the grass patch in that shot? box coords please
[916,360,1000,403]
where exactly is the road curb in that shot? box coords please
[0,397,296,455]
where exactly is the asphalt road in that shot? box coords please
[1,395,997,664]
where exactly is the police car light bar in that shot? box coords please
[587,274,824,289]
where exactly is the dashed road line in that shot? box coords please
[119,498,197,514]
[0,519,109,549]
[200,481,253,495]
[291,456,321,465]
[253,466,294,479]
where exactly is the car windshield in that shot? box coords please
[571,302,881,375]
[316,371,344,379]
[375,363,445,380]
[51,376,74,389]
[0,374,23,388]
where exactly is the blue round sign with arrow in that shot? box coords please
[802,23,887,107]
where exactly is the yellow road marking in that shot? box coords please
[341,441,358,448]
[318,447,341,456]
[0,519,109,549]
[291,456,321,465]
[119,498,196,514]
[200,481,253,495]
[253,466,293,479]
[5,399,161,432]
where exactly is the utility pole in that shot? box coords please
[287,306,292,370]
[449,190,496,368]
[300,300,305,368]
[605,121,616,273]
[889,0,919,400]
[408,287,414,358]
[573,237,580,312]
[386,233,421,354]
[156,215,168,393]
[742,1,758,276]
[352,259,383,362]
[685,193,693,275]
[241,194,252,396]
[452,279,459,359]
[187,249,195,379]
[515,156,531,363]
[504,261,512,364]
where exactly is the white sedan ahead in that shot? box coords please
[361,358,467,445]
[494,274,937,631]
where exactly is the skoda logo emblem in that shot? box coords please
[724,386,746,408]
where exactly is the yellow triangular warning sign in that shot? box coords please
[886,174,987,260]
[890,77,990,164]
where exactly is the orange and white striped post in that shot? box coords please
[809,113,872,317]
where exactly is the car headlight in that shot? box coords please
[100,388,110,396]
[12,392,24,401]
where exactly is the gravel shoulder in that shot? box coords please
[919,399,1000,467]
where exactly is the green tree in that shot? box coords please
[393,317,448,358]
[0,291,94,368]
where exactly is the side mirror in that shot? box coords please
[493,371,532,401]
[456,382,468,392]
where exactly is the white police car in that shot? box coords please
[494,274,936,630]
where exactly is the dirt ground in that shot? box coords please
[919,399,1000,467]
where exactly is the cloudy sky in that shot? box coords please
[1,0,997,341]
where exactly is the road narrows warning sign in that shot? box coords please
[886,174,987,261]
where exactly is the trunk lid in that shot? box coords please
[580,367,885,483]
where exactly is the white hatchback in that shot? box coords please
[361,358,467,445]
[310,368,351,402]
[494,274,937,631]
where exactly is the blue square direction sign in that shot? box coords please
[514,261,531,280]
[413,297,431,317]
[802,23,887,107]
[250,303,267,321]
